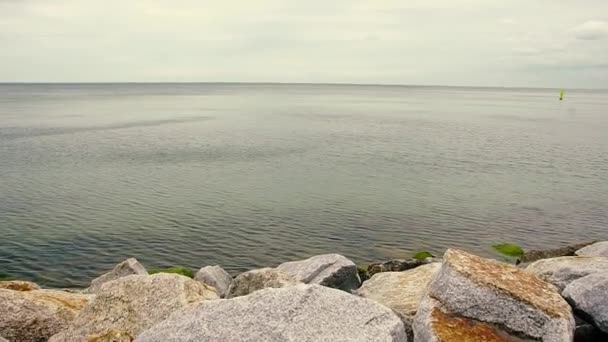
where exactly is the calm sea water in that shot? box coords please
[1,83,607,287]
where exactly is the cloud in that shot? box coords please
[571,20,608,40]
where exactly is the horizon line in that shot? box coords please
[0,81,605,91]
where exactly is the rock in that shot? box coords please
[519,241,597,263]
[0,280,40,291]
[575,241,608,257]
[563,273,608,334]
[356,263,441,340]
[88,258,148,293]
[0,289,91,342]
[525,256,608,291]
[414,249,575,341]
[49,273,213,341]
[226,268,298,298]
[276,253,361,291]
[194,265,232,298]
[574,316,608,342]
[86,330,134,342]
[135,284,407,342]
[0,336,7,342]
[413,296,527,341]
[367,259,433,277]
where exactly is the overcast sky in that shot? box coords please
[1,0,607,88]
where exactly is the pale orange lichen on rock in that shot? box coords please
[431,308,508,342]
[87,330,134,342]
[443,249,571,318]
[24,289,91,312]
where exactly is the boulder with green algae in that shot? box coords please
[414,249,575,341]
[148,266,194,278]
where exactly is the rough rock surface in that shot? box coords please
[356,263,441,339]
[86,330,134,342]
[0,289,91,342]
[88,258,148,293]
[226,268,298,298]
[0,336,7,342]
[413,296,531,342]
[135,284,407,342]
[194,265,232,298]
[49,273,211,341]
[0,280,40,291]
[414,249,575,341]
[520,241,596,263]
[525,256,608,291]
[276,253,361,291]
[563,273,608,334]
[367,258,434,277]
[575,241,608,257]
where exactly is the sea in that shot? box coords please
[1,83,607,288]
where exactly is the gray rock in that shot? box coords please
[226,268,298,298]
[526,256,608,291]
[49,273,215,341]
[563,273,608,334]
[367,259,434,277]
[414,249,575,341]
[356,263,441,340]
[276,253,361,291]
[575,241,608,257]
[0,336,8,342]
[88,258,148,293]
[0,289,91,342]
[135,284,407,342]
[519,241,597,263]
[574,315,608,342]
[194,265,232,298]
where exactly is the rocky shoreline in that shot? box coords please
[2,241,608,341]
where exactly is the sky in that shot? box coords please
[1,0,607,88]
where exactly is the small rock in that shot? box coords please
[88,258,148,293]
[49,273,213,341]
[575,241,608,257]
[87,330,134,342]
[0,289,91,342]
[414,249,575,341]
[356,263,441,340]
[563,273,608,334]
[194,265,232,298]
[520,241,597,263]
[367,259,432,277]
[226,268,298,298]
[525,256,608,291]
[135,284,407,342]
[276,253,361,291]
[0,280,40,291]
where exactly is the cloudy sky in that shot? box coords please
[1,0,607,88]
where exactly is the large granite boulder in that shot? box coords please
[413,249,575,341]
[88,258,148,293]
[276,253,361,291]
[525,256,608,291]
[49,273,214,341]
[226,268,298,298]
[575,241,608,257]
[194,265,232,298]
[135,284,407,342]
[0,289,91,342]
[563,273,608,334]
[356,263,441,340]
[0,280,40,291]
